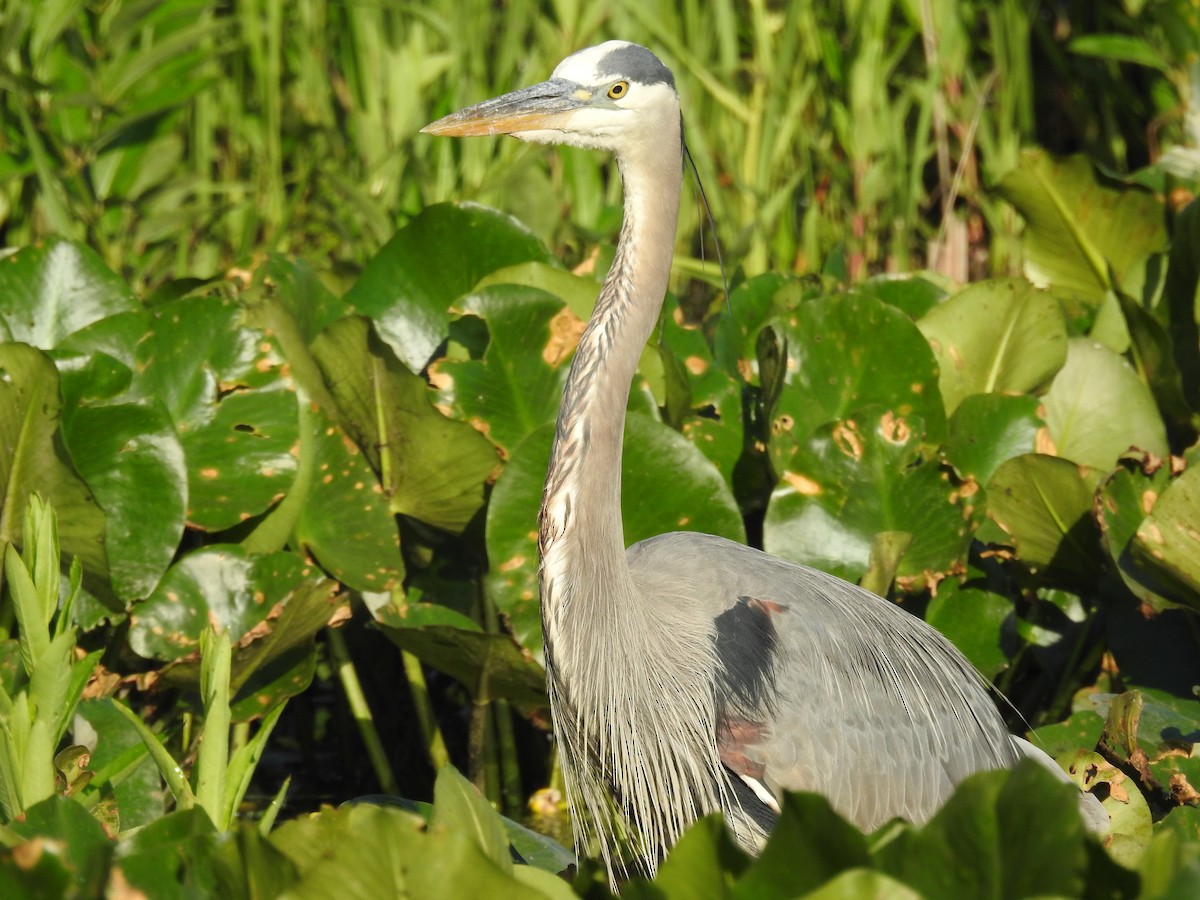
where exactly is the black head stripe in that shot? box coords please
[596,44,676,90]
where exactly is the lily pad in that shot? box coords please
[1059,749,1153,868]
[0,237,138,349]
[345,203,555,372]
[132,294,300,531]
[1130,464,1200,610]
[764,407,978,586]
[1096,455,1179,611]
[293,403,403,594]
[128,546,330,662]
[995,151,1168,307]
[917,278,1067,415]
[924,577,1013,678]
[859,272,947,319]
[485,413,746,659]
[433,285,572,457]
[945,393,1046,485]
[767,292,947,473]
[1041,339,1168,470]
[986,454,1102,584]
[657,297,744,482]
[0,343,112,601]
[311,316,499,533]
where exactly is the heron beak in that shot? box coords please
[421,79,586,137]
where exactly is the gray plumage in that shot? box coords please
[423,40,1107,880]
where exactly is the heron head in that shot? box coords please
[422,41,680,156]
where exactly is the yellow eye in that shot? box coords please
[607,81,629,99]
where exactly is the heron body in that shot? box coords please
[424,41,1104,876]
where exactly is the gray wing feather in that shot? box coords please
[627,531,1021,832]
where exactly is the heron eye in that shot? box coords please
[607,81,629,99]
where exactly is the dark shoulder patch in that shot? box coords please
[597,44,675,89]
[713,595,781,718]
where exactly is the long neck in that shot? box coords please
[539,138,682,637]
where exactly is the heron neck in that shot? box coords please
[539,139,682,626]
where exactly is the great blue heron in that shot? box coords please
[424,40,1106,876]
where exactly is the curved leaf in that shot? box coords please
[1042,339,1168,470]
[0,238,138,349]
[61,399,186,601]
[293,404,403,594]
[433,285,572,457]
[767,292,947,473]
[311,316,499,532]
[986,454,1102,583]
[128,546,328,662]
[995,151,1168,307]
[1130,464,1200,610]
[945,393,1046,485]
[346,203,555,372]
[764,407,978,585]
[917,278,1067,414]
[0,343,111,599]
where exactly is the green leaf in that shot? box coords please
[1114,289,1198,447]
[429,765,510,871]
[130,293,299,529]
[75,698,164,830]
[311,316,498,533]
[1130,464,1200,610]
[128,546,334,664]
[1042,339,1168,470]
[1058,749,1153,869]
[111,807,223,898]
[434,285,571,456]
[765,408,979,585]
[1069,33,1168,70]
[223,703,286,830]
[889,762,1088,899]
[1031,709,1105,757]
[292,403,403,594]
[110,698,197,812]
[859,272,947,319]
[945,394,1045,485]
[0,343,112,600]
[657,296,745,482]
[736,792,869,897]
[195,627,232,828]
[1096,456,1180,611]
[1163,199,1200,412]
[645,814,748,898]
[375,610,548,709]
[1,796,112,898]
[924,578,1013,679]
[0,237,138,349]
[917,279,1067,415]
[995,151,1168,307]
[346,203,555,372]
[767,292,946,472]
[485,414,745,659]
[60,399,186,601]
[986,454,1102,584]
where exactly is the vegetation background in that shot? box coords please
[1,0,1199,895]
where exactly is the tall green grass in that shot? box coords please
[0,0,1191,291]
